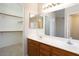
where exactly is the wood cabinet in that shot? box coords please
[51,46,79,56]
[40,43,51,56]
[27,38,79,56]
[27,39,40,56]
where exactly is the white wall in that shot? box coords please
[26,3,38,16]
[65,4,79,38]
[24,3,44,36]
[24,4,43,55]
[24,4,30,55]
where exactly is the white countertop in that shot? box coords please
[27,35,79,54]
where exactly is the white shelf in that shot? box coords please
[0,30,23,32]
[0,13,24,18]
[0,4,24,18]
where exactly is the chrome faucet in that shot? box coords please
[39,36,42,38]
[67,37,73,45]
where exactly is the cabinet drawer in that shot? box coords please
[40,43,51,56]
[51,46,79,56]
[28,45,39,56]
[40,43,51,51]
[51,47,65,56]
[27,39,40,56]
[40,49,50,56]
[28,39,39,46]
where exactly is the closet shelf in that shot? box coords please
[0,12,24,18]
[0,30,23,32]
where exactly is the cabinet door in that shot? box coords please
[28,45,39,56]
[28,39,40,56]
[51,46,79,56]
[40,43,51,56]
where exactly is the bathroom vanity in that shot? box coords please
[27,5,79,56]
[27,35,79,56]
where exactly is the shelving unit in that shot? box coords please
[0,3,24,48]
[0,3,24,18]
[0,13,23,32]
[0,30,23,32]
[0,13,23,18]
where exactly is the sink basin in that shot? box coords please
[38,36,79,48]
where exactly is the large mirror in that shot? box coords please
[45,15,51,35]
[45,9,65,38]
[29,14,43,29]
[54,9,65,38]
[67,4,79,40]
[45,4,79,41]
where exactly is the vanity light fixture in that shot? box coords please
[43,3,61,10]
[42,3,75,14]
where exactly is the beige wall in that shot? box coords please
[25,3,43,15]
[71,15,79,40]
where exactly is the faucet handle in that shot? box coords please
[67,41,73,45]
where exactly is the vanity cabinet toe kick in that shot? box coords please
[27,38,79,56]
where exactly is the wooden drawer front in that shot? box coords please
[27,38,79,56]
[40,49,50,56]
[28,39,39,46]
[51,46,79,56]
[27,39,40,56]
[40,43,51,56]
[28,45,39,56]
[51,47,65,56]
[40,43,51,51]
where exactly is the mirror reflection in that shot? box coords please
[70,14,79,40]
[55,9,65,37]
[29,15,43,29]
[45,9,65,38]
